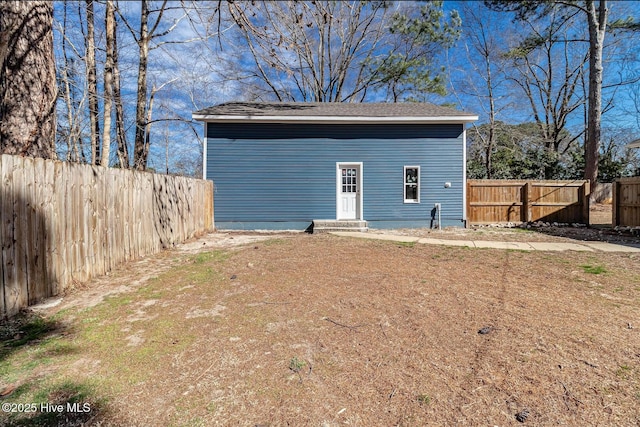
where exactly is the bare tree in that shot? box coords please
[504,8,588,159]
[450,5,512,178]
[485,0,639,197]
[110,1,129,169]
[224,0,396,102]
[0,1,57,159]
[220,1,460,103]
[85,0,101,165]
[101,0,115,166]
[116,0,189,170]
[57,1,85,162]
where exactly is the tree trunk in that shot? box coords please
[111,1,129,169]
[85,0,100,165]
[584,0,607,199]
[60,1,80,162]
[0,1,57,159]
[101,0,115,167]
[144,84,157,171]
[133,0,150,170]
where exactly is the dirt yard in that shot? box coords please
[1,205,639,426]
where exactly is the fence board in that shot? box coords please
[1,155,15,317]
[31,158,47,304]
[52,161,67,294]
[0,154,214,318]
[24,158,37,305]
[614,177,640,226]
[43,160,56,295]
[13,157,29,310]
[467,179,589,225]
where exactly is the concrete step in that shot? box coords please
[312,220,368,234]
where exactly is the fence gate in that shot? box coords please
[613,177,640,226]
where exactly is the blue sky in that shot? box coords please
[52,1,640,173]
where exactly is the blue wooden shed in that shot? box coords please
[193,102,478,231]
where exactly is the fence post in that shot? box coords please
[612,180,619,226]
[465,180,471,228]
[582,180,590,225]
[522,181,531,223]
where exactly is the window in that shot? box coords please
[404,166,420,203]
[341,168,357,193]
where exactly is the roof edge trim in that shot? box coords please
[192,114,479,124]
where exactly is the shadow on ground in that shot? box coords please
[1,380,106,427]
[1,312,108,426]
[0,311,62,363]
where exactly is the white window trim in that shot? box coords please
[403,165,420,204]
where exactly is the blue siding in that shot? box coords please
[206,123,465,229]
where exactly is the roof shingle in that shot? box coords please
[193,102,477,122]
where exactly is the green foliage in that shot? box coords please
[417,394,431,405]
[484,0,554,21]
[288,357,306,373]
[370,1,461,101]
[606,16,640,32]
[467,121,635,181]
[559,138,633,183]
[503,33,547,59]
[467,121,571,179]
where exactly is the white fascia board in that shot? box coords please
[191,114,479,124]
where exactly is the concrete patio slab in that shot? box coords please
[330,232,640,253]
[527,242,594,252]
[583,241,640,252]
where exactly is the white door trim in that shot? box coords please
[336,162,363,221]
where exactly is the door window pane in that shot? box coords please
[341,168,358,193]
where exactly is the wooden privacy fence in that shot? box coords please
[467,179,590,225]
[1,154,214,318]
[613,177,640,226]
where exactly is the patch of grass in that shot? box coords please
[0,313,65,385]
[137,284,164,299]
[103,294,133,308]
[417,394,431,405]
[396,241,416,248]
[191,250,229,264]
[186,266,221,283]
[512,227,534,233]
[289,357,306,373]
[261,238,286,246]
[0,314,58,354]
[580,264,607,275]
[183,250,230,283]
[616,365,632,379]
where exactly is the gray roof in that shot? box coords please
[193,102,477,123]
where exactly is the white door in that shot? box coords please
[338,165,360,220]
